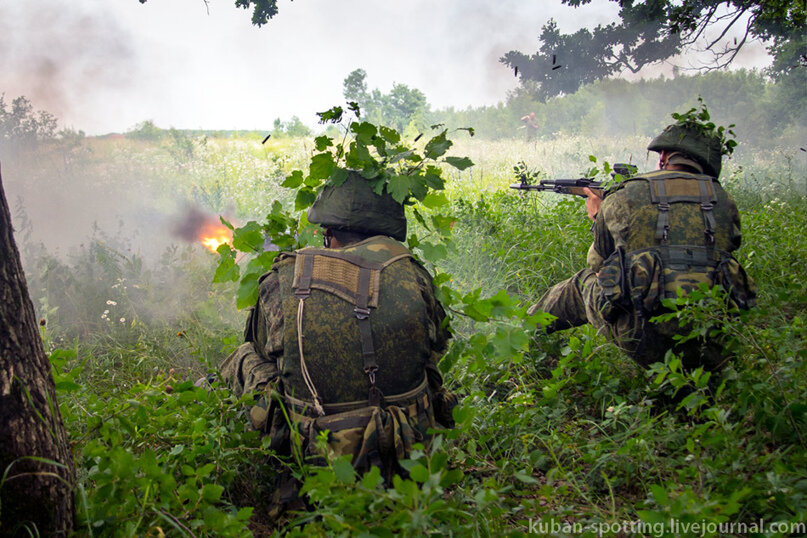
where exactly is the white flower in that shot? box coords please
[106,300,117,306]
[120,318,126,323]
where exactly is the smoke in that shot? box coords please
[0,1,139,129]
[170,205,222,243]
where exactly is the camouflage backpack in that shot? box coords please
[257,236,455,483]
[596,171,756,366]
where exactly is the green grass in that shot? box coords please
[16,132,807,536]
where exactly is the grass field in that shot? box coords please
[7,130,807,536]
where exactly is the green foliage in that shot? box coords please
[342,69,431,133]
[126,120,165,141]
[0,94,58,156]
[669,97,737,156]
[502,0,806,99]
[271,116,312,138]
[52,348,263,535]
[214,105,474,307]
[432,70,804,148]
[17,111,807,534]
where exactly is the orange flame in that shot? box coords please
[200,223,232,253]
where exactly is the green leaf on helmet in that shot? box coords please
[386,174,412,204]
[329,167,349,187]
[236,272,260,310]
[424,130,452,159]
[352,122,377,145]
[422,192,448,209]
[379,125,400,144]
[295,186,317,211]
[444,156,473,171]
[213,246,239,283]
[346,141,372,168]
[281,169,304,189]
[309,152,335,181]
[232,221,265,253]
[408,175,428,201]
[314,135,332,151]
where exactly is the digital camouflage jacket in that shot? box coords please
[221,235,450,406]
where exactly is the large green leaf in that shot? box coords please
[444,156,474,171]
[295,187,317,211]
[309,152,335,181]
[386,174,412,204]
[424,130,452,159]
[231,221,264,253]
[281,169,304,188]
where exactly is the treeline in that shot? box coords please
[430,69,806,146]
[5,68,803,150]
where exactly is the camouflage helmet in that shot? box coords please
[647,124,723,177]
[307,171,407,242]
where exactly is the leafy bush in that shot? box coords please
[18,108,805,535]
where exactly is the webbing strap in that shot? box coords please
[295,254,314,299]
[354,266,381,405]
[697,178,717,247]
[654,178,671,242]
[295,254,324,416]
[655,245,722,269]
[284,373,428,415]
[648,176,719,247]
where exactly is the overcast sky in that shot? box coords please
[0,0,771,134]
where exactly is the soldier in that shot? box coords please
[220,171,456,510]
[528,120,755,371]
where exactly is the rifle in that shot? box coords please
[510,163,637,198]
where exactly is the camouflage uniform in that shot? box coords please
[221,173,454,488]
[530,167,754,370]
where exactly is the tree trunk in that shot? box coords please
[0,163,75,535]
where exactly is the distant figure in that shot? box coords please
[520,112,539,141]
[528,117,756,372]
[220,171,457,518]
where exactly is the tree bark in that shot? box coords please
[0,163,75,535]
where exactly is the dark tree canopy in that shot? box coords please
[502,0,806,100]
[138,0,280,26]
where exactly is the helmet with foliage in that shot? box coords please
[307,171,407,242]
[648,99,737,178]
[647,123,724,177]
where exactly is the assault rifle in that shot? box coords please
[510,163,637,198]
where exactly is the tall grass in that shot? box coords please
[12,132,807,535]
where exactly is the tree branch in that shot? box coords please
[705,6,748,51]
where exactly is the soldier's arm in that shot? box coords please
[219,272,282,399]
[415,263,451,388]
[729,197,742,251]
[589,212,614,273]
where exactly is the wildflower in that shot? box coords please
[106,300,117,306]
[606,406,615,413]
[120,318,126,323]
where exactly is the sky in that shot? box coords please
[0,0,772,135]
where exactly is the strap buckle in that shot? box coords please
[354,306,370,320]
[364,366,377,385]
[658,202,671,212]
